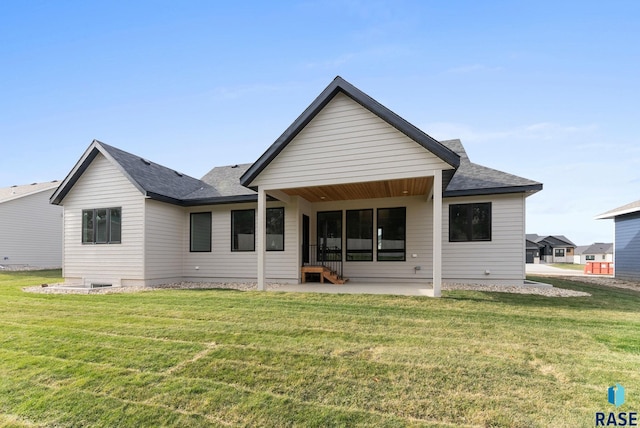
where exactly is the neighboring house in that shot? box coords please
[526,234,576,263]
[596,200,640,282]
[50,76,542,296]
[573,243,613,264]
[0,181,62,269]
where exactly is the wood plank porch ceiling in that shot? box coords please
[281,177,434,202]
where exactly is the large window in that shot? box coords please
[555,249,565,257]
[190,212,211,252]
[449,203,491,242]
[377,207,406,261]
[82,208,121,244]
[232,209,255,251]
[317,211,342,261]
[266,207,284,251]
[346,209,373,261]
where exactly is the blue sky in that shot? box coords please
[1,1,638,245]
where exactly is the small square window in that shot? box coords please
[449,203,491,242]
[81,208,121,244]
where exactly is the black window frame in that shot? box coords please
[190,212,212,252]
[82,207,122,244]
[555,248,565,257]
[448,202,492,242]
[231,209,255,252]
[317,210,342,261]
[376,207,406,262]
[346,209,373,261]
[266,207,285,252]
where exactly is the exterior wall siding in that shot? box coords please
[442,194,526,281]
[182,200,299,283]
[144,199,185,283]
[615,212,640,281]
[251,92,452,189]
[0,190,62,268]
[61,153,145,286]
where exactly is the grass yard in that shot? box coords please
[550,263,586,271]
[1,270,639,427]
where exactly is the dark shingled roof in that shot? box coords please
[51,140,220,206]
[440,139,542,197]
[527,234,576,247]
[99,142,219,204]
[200,164,254,197]
[52,79,542,207]
[577,242,613,255]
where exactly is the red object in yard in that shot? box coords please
[584,262,614,275]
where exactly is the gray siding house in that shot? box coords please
[573,243,613,264]
[51,77,542,296]
[0,181,62,269]
[596,200,640,281]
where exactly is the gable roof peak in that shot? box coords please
[51,140,218,206]
[240,77,461,187]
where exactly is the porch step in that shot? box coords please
[301,266,347,285]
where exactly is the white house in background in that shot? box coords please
[0,181,62,269]
[50,76,542,296]
[573,243,613,264]
[596,200,640,282]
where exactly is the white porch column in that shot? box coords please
[257,187,266,291]
[432,170,442,297]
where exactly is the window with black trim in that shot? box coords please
[346,209,373,261]
[82,208,121,244]
[232,209,255,251]
[266,207,284,251]
[190,212,211,252]
[586,255,595,261]
[555,249,565,257]
[449,203,491,242]
[317,211,342,261]
[377,207,405,261]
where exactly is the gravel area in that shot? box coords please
[442,283,590,297]
[1,265,61,271]
[23,282,286,295]
[24,280,590,297]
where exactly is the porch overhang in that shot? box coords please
[278,176,435,202]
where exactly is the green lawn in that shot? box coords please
[550,263,586,271]
[1,270,639,427]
